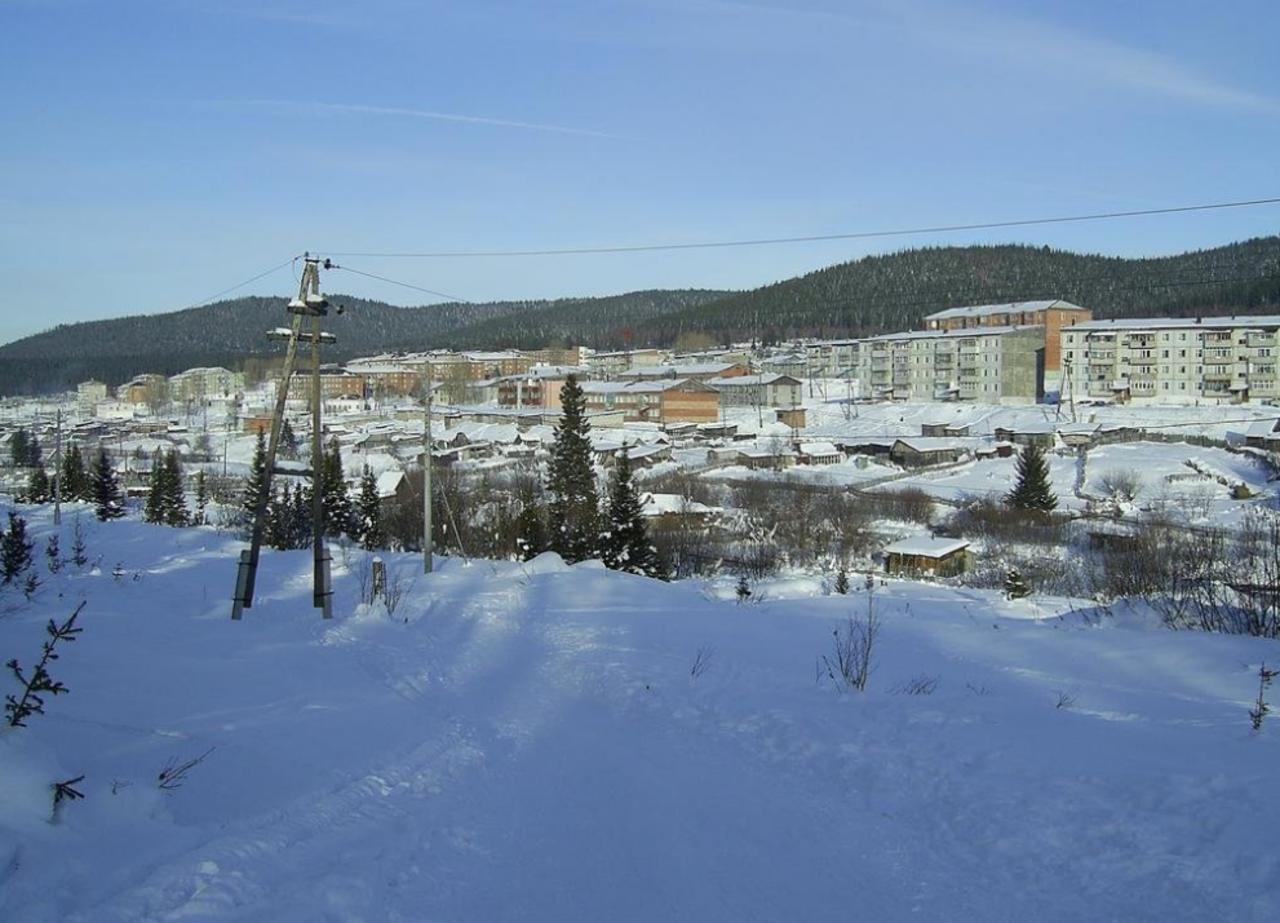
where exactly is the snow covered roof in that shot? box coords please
[884,536,970,558]
[1068,315,1280,332]
[924,300,1082,321]
[798,441,840,456]
[375,470,406,499]
[640,493,721,517]
[867,325,1041,344]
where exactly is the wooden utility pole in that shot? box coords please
[422,358,434,573]
[233,254,337,619]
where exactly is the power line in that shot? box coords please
[186,257,300,309]
[329,263,473,303]
[324,196,1280,259]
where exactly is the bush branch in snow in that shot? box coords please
[690,644,716,680]
[157,747,216,792]
[4,601,86,728]
[1249,663,1275,732]
[51,775,86,822]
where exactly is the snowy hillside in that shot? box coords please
[2,506,1278,922]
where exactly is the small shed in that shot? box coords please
[795,441,840,466]
[993,425,1056,449]
[890,438,966,468]
[883,536,971,578]
[776,407,807,430]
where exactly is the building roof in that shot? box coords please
[884,536,971,558]
[924,300,1084,321]
[866,325,1041,344]
[1066,315,1280,332]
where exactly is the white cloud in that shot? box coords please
[207,99,621,139]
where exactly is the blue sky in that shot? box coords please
[1,0,1278,345]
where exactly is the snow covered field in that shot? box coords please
[3,505,1278,922]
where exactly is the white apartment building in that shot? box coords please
[1060,316,1280,405]
[856,326,1045,404]
[801,339,863,378]
[706,374,803,409]
[169,367,245,403]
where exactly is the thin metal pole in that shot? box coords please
[423,358,434,573]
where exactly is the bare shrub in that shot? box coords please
[896,674,939,695]
[868,487,934,525]
[819,593,881,693]
[157,747,216,792]
[690,644,716,680]
[1096,468,1143,502]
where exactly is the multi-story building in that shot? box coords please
[169,367,245,403]
[856,327,1044,404]
[586,348,665,381]
[924,300,1090,384]
[581,379,719,424]
[77,380,109,414]
[495,366,587,409]
[1060,315,1280,405]
[617,362,749,383]
[801,339,863,378]
[285,369,367,402]
[705,374,803,409]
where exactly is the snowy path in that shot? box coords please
[2,510,1278,921]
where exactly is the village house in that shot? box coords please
[883,536,971,578]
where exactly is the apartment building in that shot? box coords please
[1060,315,1280,405]
[857,327,1044,404]
[617,362,749,383]
[924,300,1090,382]
[706,374,803,409]
[801,339,863,378]
[169,367,246,403]
[581,379,719,424]
[586,348,665,380]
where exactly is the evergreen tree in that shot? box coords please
[60,445,89,502]
[70,517,88,569]
[1,512,35,584]
[27,436,42,470]
[280,419,299,460]
[291,483,313,548]
[318,436,353,539]
[242,430,268,528]
[1006,443,1058,513]
[834,565,850,595]
[193,469,209,526]
[514,501,548,561]
[266,484,293,550]
[354,466,387,550]
[735,573,753,604]
[45,534,62,574]
[144,450,167,524]
[8,428,30,467]
[602,446,661,577]
[161,450,188,526]
[25,466,50,504]
[90,447,125,521]
[1005,567,1031,599]
[546,375,602,563]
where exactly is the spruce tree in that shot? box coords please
[603,446,660,577]
[546,375,602,563]
[266,483,292,550]
[354,466,386,550]
[27,436,42,470]
[61,445,89,502]
[280,419,299,460]
[1005,567,1031,599]
[90,447,125,521]
[1,512,35,584]
[144,450,167,524]
[291,483,313,548]
[161,450,188,526]
[8,428,29,467]
[1006,443,1058,513]
[70,517,88,569]
[45,534,62,574]
[319,437,352,539]
[242,430,268,528]
[193,469,208,526]
[25,466,50,504]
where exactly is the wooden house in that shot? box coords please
[883,536,971,577]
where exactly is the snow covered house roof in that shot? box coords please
[883,536,970,558]
[797,441,840,457]
[639,493,721,518]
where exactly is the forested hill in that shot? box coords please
[0,289,727,395]
[630,236,1280,345]
[4,236,1280,396]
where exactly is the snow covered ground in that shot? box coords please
[2,505,1279,922]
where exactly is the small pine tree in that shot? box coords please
[26,435,42,469]
[735,573,753,604]
[602,446,661,577]
[546,375,602,563]
[1005,568,1031,599]
[2,512,36,585]
[1006,443,1058,513]
[193,469,209,526]
[834,565,850,595]
[25,466,51,504]
[354,466,387,550]
[265,484,293,550]
[23,570,40,599]
[45,534,62,574]
[90,447,126,521]
[280,419,299,460]
[70,518,88,569]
